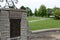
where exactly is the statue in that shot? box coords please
[0,0,18,8]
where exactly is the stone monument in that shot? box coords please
[0,8,30,40]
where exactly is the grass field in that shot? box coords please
[27,17,60,30]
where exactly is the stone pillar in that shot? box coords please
[0,10,10,40]
[21,12,29,40]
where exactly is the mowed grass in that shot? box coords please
[27,17,60,30]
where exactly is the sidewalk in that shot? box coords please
[29,18,49,22]
[32,28,60,33]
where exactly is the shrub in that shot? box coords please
[54,10,60,19]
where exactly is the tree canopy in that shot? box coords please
[34,8,38,16]
[20,6,33,16]
[34,5,47,17]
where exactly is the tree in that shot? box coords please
[34,8,38,16]
[29,9,33,16]
[20,6,26,10]
[26,7,33,16]
[53,7,60,11]
[54,9,60,19]
[53,7,60,19]
[38,5,47,17]
[20,6,33,16]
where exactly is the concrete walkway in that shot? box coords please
[29,18,49,22]
[32,28,60,33]
[31,28,60,40]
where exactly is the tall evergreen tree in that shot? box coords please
[34,8,38,16]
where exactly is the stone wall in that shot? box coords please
[0,8,30,40]
[0,10,10,40]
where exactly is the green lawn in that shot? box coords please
[27,17,60,30]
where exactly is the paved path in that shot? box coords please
[31,28,60,40]
[29,18,49,22]
[31,34,60,40]
[32,28,60,33]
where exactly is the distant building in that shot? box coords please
[47,8,53,17]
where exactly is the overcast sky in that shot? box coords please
[0,0,60,12]
[17,0,60,12]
